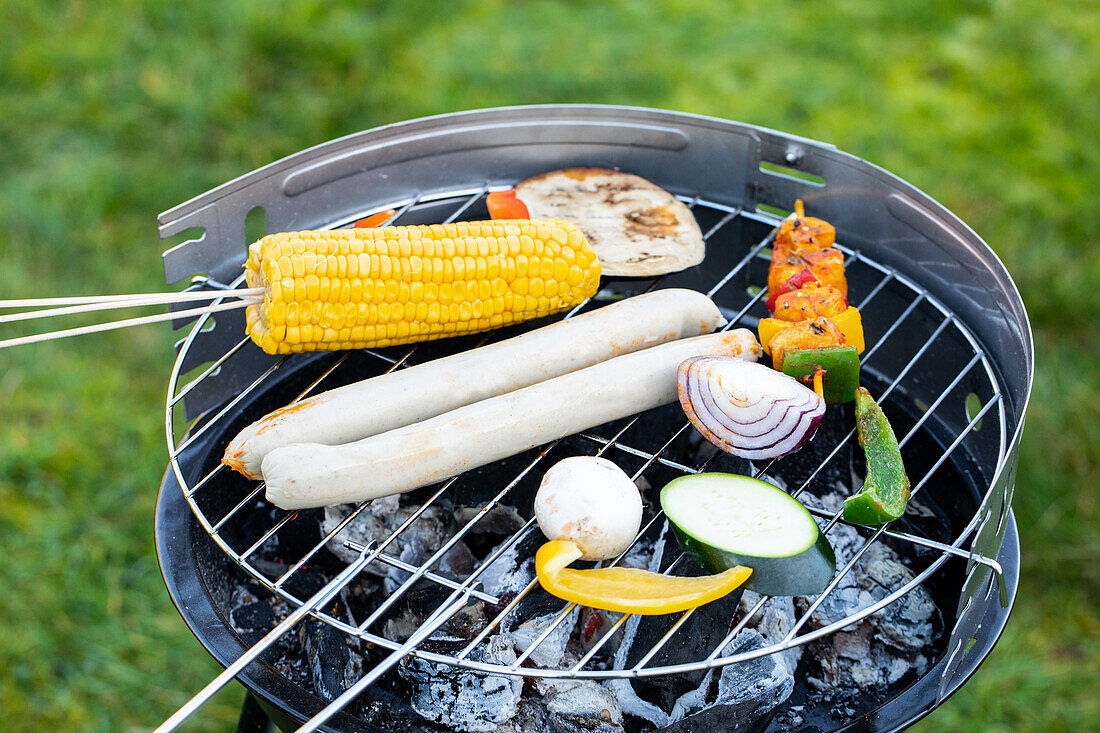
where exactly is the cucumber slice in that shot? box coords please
[660,473,836,596]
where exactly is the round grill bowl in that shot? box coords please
[155,105,1031,732]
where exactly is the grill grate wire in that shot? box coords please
[164,189,1010,692]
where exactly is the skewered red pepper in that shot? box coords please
[843,388,911,524]
[765,267,819,312]
[769,247,847,299]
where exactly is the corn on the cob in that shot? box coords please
[244,219,601,354]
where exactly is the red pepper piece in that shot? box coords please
[765,267,819,312]
[353,209,396,228]
[486,189,530,219]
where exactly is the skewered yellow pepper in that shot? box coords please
[535,540,751,615]
[759,306,865,357]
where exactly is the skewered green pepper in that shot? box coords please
[781,346,860,404]
[843,387,911,525]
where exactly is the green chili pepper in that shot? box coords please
[843,387,911,525]
[781,346,860,404]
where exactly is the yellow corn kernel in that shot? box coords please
[243,220,601,354]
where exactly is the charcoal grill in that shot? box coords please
[153,105,1030,732]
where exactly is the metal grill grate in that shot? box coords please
[164,186,1010,694]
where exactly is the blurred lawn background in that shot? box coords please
[1,0,1096,730]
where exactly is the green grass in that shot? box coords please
[1,0,1097,730]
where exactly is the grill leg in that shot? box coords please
[237,692,278,733]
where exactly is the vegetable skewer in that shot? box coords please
[760,201,863,403]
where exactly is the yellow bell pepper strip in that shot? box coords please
[759,306,865,357]
[782,346,861,404]
[535,540,751,615]
[843,388,912,524]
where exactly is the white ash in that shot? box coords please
[400,634,523,732]
[667,628,795,727]
[608,675,669,728]
[738,590,802,676]
[606,520,674,728]
[506,609,578,668]
[477,537,535,598]
[858,542,937,651]
[797,491,940,692]
[617,537,655,570]
[533,678,624,733]
[321,496,452,590]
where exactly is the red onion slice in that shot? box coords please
[677,356,825,459]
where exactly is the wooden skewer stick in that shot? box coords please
[794,199,805,219]
[0,299,253,350]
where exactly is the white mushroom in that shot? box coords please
[534,456,644,561]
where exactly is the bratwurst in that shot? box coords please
[223,289,725,479]
[262,329,761,509]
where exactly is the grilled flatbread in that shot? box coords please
[515,168,705,277]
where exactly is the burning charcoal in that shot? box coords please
[400,635,523,732]
[611,521,744,713]
[738,591,802,676]
[509,696,551,732]
[454,504,527,536]
[231,599,276,632]
[532,678,625,733]
[438,539,479,579]
[381,610,423,644]
[321,500,453,593]
[805,492,939,646]
[665,629,794,731]
[229,594,286,652]
[506,609,578,668]
[857,542,937,651]
[797,492,939,697]
[321,498,398,566]
[300,617,353,701]
[448,600,489,640]
[808,622,920,690]
[573,606,623,657]
[477,533,539,599]
[298,591,363,703]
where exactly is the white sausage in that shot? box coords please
[262,329,761,509]
[223,289,724,478]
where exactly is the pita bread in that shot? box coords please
[515,168,705,277]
